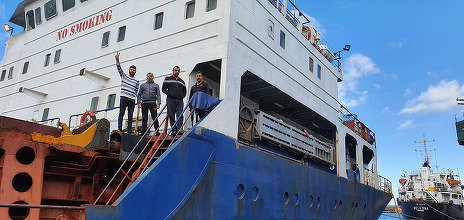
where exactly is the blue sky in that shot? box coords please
[1,0,464,202]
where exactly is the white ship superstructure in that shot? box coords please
[398,137,464,219]
[1,0,392,219]
[399,164,463,205]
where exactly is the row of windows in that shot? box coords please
[27,0,89,31]
[100,0,218,47]
[44,49,62,67]
[41,93,116,121]
[101,26,126,47]
[27,0,217,31]
[272,22,322,80]
[0,62,30,82]
[0,48,61,82]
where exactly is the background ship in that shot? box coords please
[398,136,464,220]
[0,0,392,219]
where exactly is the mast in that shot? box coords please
[414,134,435,168]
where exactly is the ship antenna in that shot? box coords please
[414,134,436,168]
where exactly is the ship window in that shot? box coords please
[22,62,29,74]
[44,53,51,66]
[35,8,42,25]
[26,10,35,30]
[280,31,285,49]
[118,26,126,42]
[62,0,75,11]
[154,12,164,30]
[101,31,110,47]
[317,65,321,79]
[8,67,14,80]
[54,49,61,63]
[206,0,217,11]
[268,19,274,39]
[309,57,314,73]
[44,0,57,20]
[186,1,195,19]
[107,94,116,108]
[80,0,87,2]
[90,96,99,111]
[0,70,6,81]
[42,108,49,121]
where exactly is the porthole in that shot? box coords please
[8,201,29,220]
[334,199,337,209]
[252,186,259,201]
[16,146,35,165]
[235,184,245,200]
[309,195,314,208]
[284,192,289,205]
[317,196,321,208]
[339,200,343,210]
[12,173,33,192]
[293,193,299,206]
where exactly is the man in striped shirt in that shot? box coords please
[115,52,139,133]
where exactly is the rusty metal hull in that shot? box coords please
[85,128,391,219]
[0,116,125,220]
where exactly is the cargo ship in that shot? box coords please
[0,0,392,219]
[398,136,464,219]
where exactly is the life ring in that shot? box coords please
[80,110,95,127]
[302,26,311,40]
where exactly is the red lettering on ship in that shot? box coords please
[57,10,113,41]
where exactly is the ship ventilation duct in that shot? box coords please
[18,87,47,102]
[79,68,110,87]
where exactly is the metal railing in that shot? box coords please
[68,106,119,128]
[378,174,392,194]
[268,0,343,73]
[339,104,376,145]
[95,98,196,205]
[36,117,61,126]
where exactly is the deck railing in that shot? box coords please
[339,105,376,145]
[267,0,343,72]
[378,174,392,194]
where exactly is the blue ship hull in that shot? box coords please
[85,128,391,219]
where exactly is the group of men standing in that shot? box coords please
[115,52,210,135]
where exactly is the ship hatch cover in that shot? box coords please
[240,72,336,142]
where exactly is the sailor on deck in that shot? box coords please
[162,66,186,136]
[115,52,139,133]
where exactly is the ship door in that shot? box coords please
[345,134,358,181]
[188,59,221,99]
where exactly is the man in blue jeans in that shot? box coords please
[115,52,139,133]
[162,66,186,136]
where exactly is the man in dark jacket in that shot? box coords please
[189,71,211,124]
[138,72,161,135]
[162,66,186,135]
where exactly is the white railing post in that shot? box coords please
[297,13,303,32]
[281,0,287,17]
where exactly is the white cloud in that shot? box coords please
[427,71,436,77]
[391,73,399,80]
[400,80,464,114]
[387,41,403,49]
[339,53,380,108]
[403,89,412,97]
[374,84,381,89]
[397,119,414,130]
[382,106,390,114]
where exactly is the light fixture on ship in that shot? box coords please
[3,24,13,34]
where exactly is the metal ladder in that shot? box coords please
[94,100,196,205]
